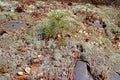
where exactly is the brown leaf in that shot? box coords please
[73,52,79,59]
[31,66,38,72]
[15,75,25,80]
[17,45,28,52]
[6,31,13,35]
[30,57,41,66]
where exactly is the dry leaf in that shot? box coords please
[31,66,38,72]
[17,45,28,52]
[15,75,25,80]
[30,58,40,65]
[20,26,26,31]
[6,31,13,35]
[73,52,79,59]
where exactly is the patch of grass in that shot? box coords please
[42,10,68,39]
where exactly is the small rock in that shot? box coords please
[35,1,45,7]
[37,72,44,77]
[106,71,120,80]
[6,22,27,31]
[17,71,24,76]
[30,58,41,65]
[73,60,93,80]
[93,20,101,27]
[25,67,31,74]
[38,55,44,61]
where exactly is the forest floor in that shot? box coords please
[0,0,120,80]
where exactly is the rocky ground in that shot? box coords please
[0,0,120,80]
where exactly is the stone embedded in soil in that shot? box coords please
[73,60,93,80]
[112,73,120,80]
[93,20,101,27]
[24,67,31,74]
[5,22,27,33]
[106,71,120,80]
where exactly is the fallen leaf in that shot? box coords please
[6,31,13,35]
[37,72,44,77]
[89,32,92,36]
[31,66,38,72]
[74,52,79,59]
[30,58,40,65]
[17,45,28,52]
[20,27,26,31]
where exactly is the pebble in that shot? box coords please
[25,67,31,74]
[73,60,93,80]
[93,20,101,27]
[17,71,24,76]
[38,55,44,61]
[6,22,26,31]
